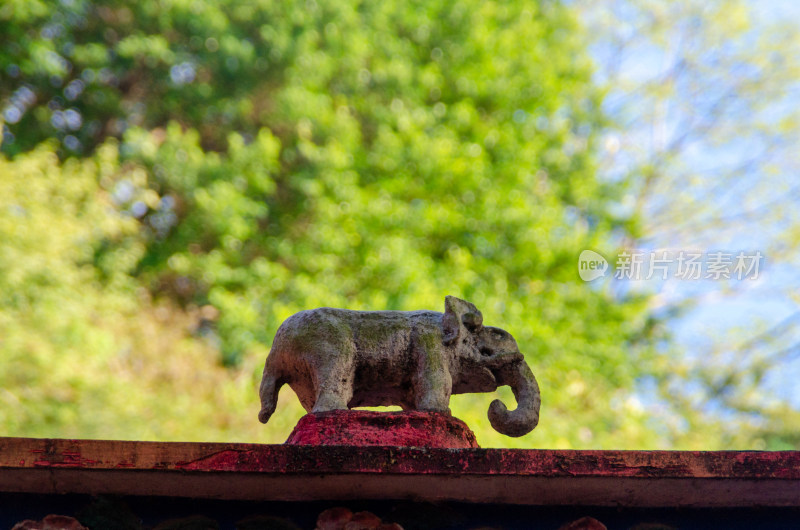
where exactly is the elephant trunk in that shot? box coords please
[487,358,541,437]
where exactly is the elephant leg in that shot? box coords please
[412,338,452,413]
[313,374,354,413]
[414,368,451,412]
[311,342,355,413]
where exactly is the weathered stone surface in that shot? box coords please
[316,508,354,530]
[285,410,480,448]
[342,511,383,530]
[258,296,540,438]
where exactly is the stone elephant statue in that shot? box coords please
[258,296,540,437]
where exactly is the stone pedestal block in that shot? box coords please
[285,410,480,448]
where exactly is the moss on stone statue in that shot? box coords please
[258,296,541,437]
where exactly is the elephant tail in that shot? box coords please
[258,371,283,424]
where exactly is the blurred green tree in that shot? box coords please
[579,0,800,449]
[0,1,662,447]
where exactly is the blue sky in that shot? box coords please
[582,0,800,409]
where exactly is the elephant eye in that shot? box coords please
[479,347,493,356]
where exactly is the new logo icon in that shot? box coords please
[578,250,608,282]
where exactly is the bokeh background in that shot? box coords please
[2,0,799,449]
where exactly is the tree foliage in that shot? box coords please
[579,0,800,449]
[1,0,664,447]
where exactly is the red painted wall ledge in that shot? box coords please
[1,437,799,508]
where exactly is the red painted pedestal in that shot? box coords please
[285,410,480,448]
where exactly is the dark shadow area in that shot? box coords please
[2,493,800,530]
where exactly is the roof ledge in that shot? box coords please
[1,437,799,507]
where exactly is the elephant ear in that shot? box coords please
[442,295,484,345]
